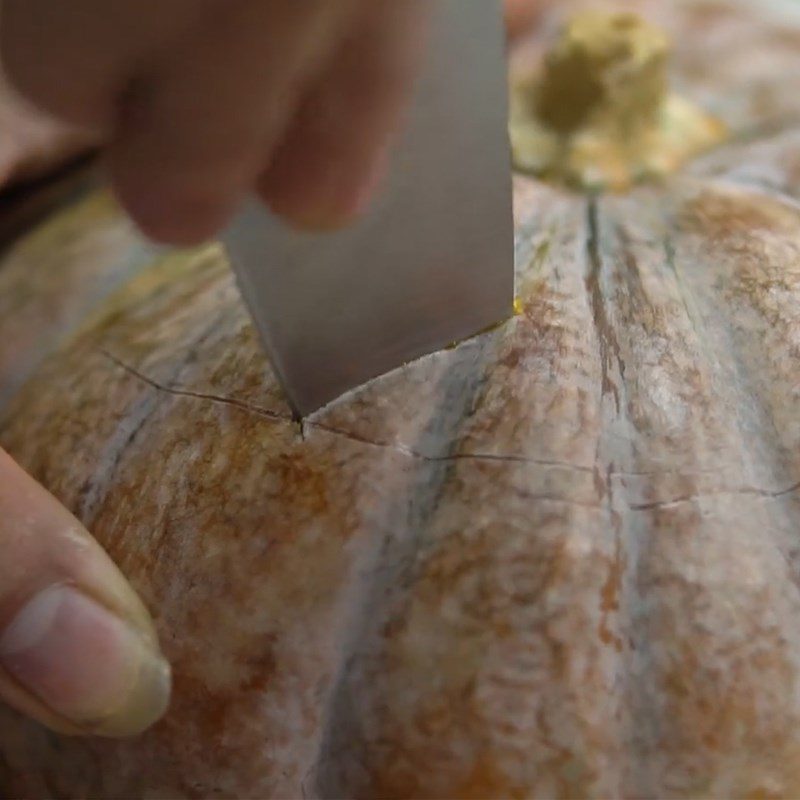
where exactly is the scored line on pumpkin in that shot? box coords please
[99,348,598,474]
[628,480,800,511]
[100,347,289,422]
[99,349,800,503]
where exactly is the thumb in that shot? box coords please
[0,448,170,737]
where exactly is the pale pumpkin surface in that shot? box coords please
[2,1,800,798]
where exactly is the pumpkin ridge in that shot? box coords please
[579,191,752,792]
[67,292,246,528]
[670,182,800,594]
[315,316,522,797]
[586,198,625,415]
[672,182,800,461]
[602,186,800,793]
[583,197,640,794]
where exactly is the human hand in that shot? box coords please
[0,71,94,191]
[0,0,430,245]
[0,449,170,737]
[0,0,547,741]
[0,0,556,242]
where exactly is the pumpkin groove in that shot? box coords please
[3,0,800,797]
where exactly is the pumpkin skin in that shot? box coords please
[3,1,800,797]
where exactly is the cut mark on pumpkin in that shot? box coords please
[628,479,800,511]
[99,348,596,474]
[99,352,800,504]
[100,348,289,422]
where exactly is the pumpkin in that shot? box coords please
[3,0,800,797]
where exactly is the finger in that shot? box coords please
[108,0,360,245]
[0,0,199,130]
[0,78,92,191]
[0,449,170,737]
[260,0,429,230]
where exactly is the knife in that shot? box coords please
[222,0,514,418]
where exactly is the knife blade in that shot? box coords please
[222,0,514,418]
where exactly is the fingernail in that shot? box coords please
[0,584,171,737]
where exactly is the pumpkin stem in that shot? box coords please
[510,11,726,191]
